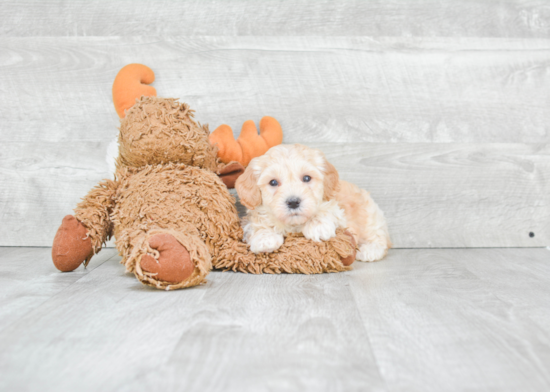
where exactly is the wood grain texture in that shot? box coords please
[0,250,383,392]
[1,0,550,38]
[1,37,549,144]
[1,247,550,391]
[348,248,550,392]
[0,141,115,247]
[2,141,548,248]
[0,247,119,333]
[316,142,550,248]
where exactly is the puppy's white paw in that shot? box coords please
[249,231,284,254]
[356,242,388,262]
[302,220,337,242]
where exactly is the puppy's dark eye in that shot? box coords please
[303,175,311,183]
[269,179,278,186]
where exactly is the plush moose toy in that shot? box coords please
[52,64,356,290]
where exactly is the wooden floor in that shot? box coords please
[1,247,549,392]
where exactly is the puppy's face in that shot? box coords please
[236,144,339,227]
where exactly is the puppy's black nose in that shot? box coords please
[286,197,301,210]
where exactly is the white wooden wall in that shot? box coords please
[1,1,549,247]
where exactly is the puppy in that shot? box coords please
[235,144,391,262]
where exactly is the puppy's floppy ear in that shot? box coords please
[235,164,262,210]
[323,159,340,201]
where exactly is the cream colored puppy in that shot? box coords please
[235,144,391,262]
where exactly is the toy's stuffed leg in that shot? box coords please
[119,227,212,290]
[254,229,357,274]
[213,228,357,274]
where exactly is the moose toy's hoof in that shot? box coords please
[340,231,357,266]
[52,215,93,272]
[141,234,194,283]
[217,162,245,189]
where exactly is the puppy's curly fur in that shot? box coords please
[236,144,391,262]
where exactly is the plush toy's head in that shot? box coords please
[111,63,282,186]
[116,96,218,172]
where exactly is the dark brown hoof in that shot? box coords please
[217,162,245,188]
[141,234,194,283]
[341,231,357,266]
[52,215,93,272]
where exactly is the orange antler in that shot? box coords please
[112,64,157,118]
[210,116,283,167]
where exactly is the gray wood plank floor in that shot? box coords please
[1,247,549,392]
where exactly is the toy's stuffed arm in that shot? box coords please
[52,179,118,272]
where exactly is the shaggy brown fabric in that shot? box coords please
[74,179,117,253]
[215,229,354,274]
[52,215,93,271]
[57,96,355,290]
[117,97,219,172]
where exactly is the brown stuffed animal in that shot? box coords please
[51,65,356,290]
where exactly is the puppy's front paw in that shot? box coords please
[248,231,284,254]
[356,242,388,262]
[302,220,337,242]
